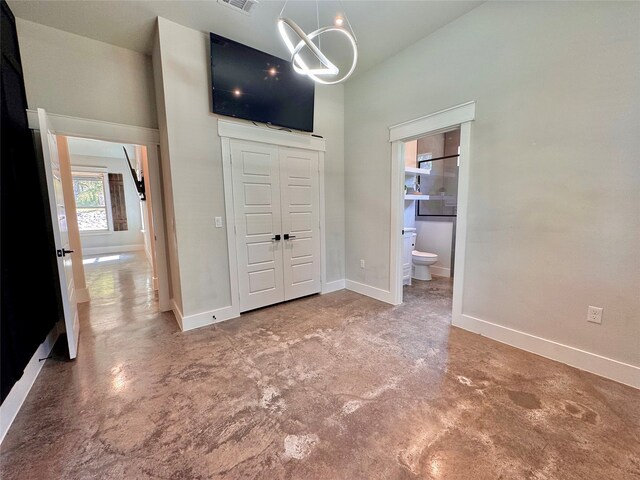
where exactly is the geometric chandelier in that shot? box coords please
[277,1,358,85]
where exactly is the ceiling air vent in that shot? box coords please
[218,0,258,15]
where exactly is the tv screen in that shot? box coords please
[210,33,315,132]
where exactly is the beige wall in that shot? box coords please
[154,18,346,317]
[404,140,417,168]
[417,134,444,159]
[345,1,640,366]
[138,145,159,288]
[152,25,183,312]
[16,18,157,128]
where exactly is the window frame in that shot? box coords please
[71,166,114,235]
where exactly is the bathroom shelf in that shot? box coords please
[405,167,456,178]
[404,167,432,176]
[405,194,457,201]
[405,194,432,200]
[404,167,456,178]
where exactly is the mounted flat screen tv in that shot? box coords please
[210,33,315,132]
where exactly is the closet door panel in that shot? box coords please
[279,147,321,300]
[231,140,285,312]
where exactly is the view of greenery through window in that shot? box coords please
[72,173,109,231]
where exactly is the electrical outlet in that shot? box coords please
[360,259,365,269]
[215,216,223,228]
[587,306,603,324]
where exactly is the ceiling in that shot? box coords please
[8,0,481,77]
[67,136,138,160]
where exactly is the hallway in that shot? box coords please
[1,255,638,479]
[80,252,161,334]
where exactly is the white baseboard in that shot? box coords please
[75,288,90,303]
[430,266,451,277]
[82,244,144,256]
[345,279,397,304]
[454,313,640,389]
[171,299,239,332]
[322,279,345,294]
[0,323,61,444]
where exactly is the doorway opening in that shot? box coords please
[404,127,460,276]
[400,127,461,311]
[60,136,164,318]
[33,106,170,359]
[389,102,475,324]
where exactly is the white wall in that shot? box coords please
[315,85,346,283]
[16,18,157,128]
[152,29,183,312]
[153,18,345,317]
[403,140,418,230]
[345,1,640,367]
[415,220,453,277]
[154,17,231,316]
[71,155,144,252]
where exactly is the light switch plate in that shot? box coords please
[215,216,223,228]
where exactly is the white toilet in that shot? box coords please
[411,233,438,281]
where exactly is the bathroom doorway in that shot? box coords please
[403,127,460,286]
[388,102,475,325]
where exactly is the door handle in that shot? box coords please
[57,249,74,257]
[283,234,296,240]
[271,234,281,241]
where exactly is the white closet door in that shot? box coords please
[279,147,321,300]
[231,140,285,312]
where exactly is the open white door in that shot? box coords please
[37,108,79,359]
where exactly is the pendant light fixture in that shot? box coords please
[277,0,358,85]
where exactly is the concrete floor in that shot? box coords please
[1,252,639,479]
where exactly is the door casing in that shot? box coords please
[388,101,476,326]
[27,109,171,313]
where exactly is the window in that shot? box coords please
[72,170,112,233]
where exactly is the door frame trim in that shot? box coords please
[27,109,171,312]
[218,119,328,317]
[388,101,476,325]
